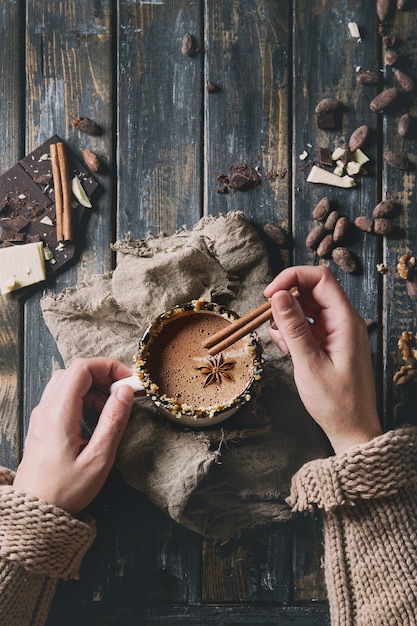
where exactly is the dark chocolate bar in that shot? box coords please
[0,135,99,279]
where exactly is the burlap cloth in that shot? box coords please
[41,211,327,541]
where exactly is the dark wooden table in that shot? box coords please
[1,1,417,624]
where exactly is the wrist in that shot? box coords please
[329,424,384,455]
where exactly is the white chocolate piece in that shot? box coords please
[307,165,356,188]
[71,176,92,208]
[0,241,46,294]
[351,148,370,165]
[348,22,361,39]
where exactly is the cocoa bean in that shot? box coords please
[314,97,340,114]
[376,0,392,21]
[383,151,408,170]
[305,224,326,250]
[182,33,198,56]
[369,87,399,112]
[331,247,358,273]
[398,0,410,10]
[333,217,350,243]
[384,49,399,66]
[349,125,369,152]
[356,71,380,85]
[398,113,411,137]
[407,273,417,300]
[355,216,374,233]
[394,69,415,93]
[312,197,331,221]
[373,217,395,236]
[263,223,288,247]
[81,148,102,172]
[71,116,101,135]
[372,199,396,218]
[316,234,334,257]
[324,210,339,232]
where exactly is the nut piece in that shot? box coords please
[372,199,396,218]
[355,216,374,232]
[312,197,331,221]
[383,151,408,170]
[349,125,369,152]
[263,223,288,247]
[356,71,380,85]
[316,234,334,257]
[331,247,358,273]
[81,148,102,172]
[394,69,415,93]
[314,97,340,114]
[373,217,395,236]
[306,224,326,250]
[369,87,399,112]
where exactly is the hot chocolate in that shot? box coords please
[135,301,263,421]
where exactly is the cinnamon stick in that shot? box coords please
[57,142,72,241]
[50,143,63,242]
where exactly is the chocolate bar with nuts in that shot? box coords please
[0,135,99,286]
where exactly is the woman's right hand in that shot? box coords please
[264,266,382,454]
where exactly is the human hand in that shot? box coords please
[264,266,382,454]
[14,357,134,514]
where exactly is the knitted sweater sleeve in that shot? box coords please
[0,468,96,626]
[287,425,417,626]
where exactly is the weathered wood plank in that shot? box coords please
[202,526,292,603]
[382,6,417,428]
[23,0,115,422]
[117,0,204,237]
[204,0,290,229]
[0,0,25,469]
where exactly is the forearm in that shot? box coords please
[288,426,417,626]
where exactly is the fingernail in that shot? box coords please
[116,385,134,403]
[277,290,294,312]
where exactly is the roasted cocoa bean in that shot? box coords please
[376,0,392,21]
[398,113,411,137]
[312,196,331,221]
[314,97,340,114]
[372,199,396,218]
[332,247,358,273]
[355,216,374,233]
[305,224,326,250]
[369,87,399,112]
[384,49,399,66]
[407,273,417,300]
[383,151,408,170]
[324,210,339,232]
[182,33,198,56]
[316,234,334,257]
[349,125,369,152]
[373,217,395,236]
[394,69,415,93]
[356,71,380,85]
[81,148,102,172]
[263,223,288,247]
[71,116,101,135]
[333,217,350,243]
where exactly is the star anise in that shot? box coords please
[197,353,236,387]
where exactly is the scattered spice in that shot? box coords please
[197,353,236,387]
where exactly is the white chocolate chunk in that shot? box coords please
[0,242,46,295]
[348,22,361,38]
[331,147,346,161]
[351,148,370,165]
[346,160,362,175]
[307,165,356,188]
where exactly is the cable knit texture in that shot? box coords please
[0,467,96,626]
[288,426,417,625]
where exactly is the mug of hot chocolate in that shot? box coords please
[110,300,263,427]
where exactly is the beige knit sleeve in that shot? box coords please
[288,426,417,626]
[287,426,417,512]
[0,468,96,626]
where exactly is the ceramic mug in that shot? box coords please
[110,299,263,427]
